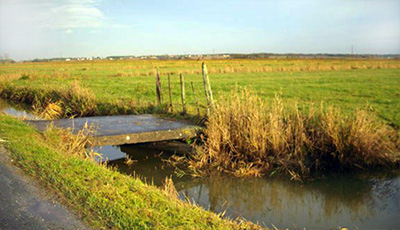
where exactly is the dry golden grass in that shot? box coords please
[113,71,133,77]
[0,72,72,82]
[123,62,400,77]
[0,73,25,82]
[34,101,63,120]
[184,89,400,180]
[43,123,102,160]
[162,177,179,198]
[61,81,97,117]
[107,59,400,77]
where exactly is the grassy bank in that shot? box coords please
[181,90,400,180]
[0,114,260,229]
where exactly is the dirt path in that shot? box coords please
[0,146,91,230]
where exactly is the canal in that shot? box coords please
[1,99,399,229]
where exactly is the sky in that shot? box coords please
[0,0,399,60]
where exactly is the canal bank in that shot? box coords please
[0,114,257,229]
[1,99,399,229]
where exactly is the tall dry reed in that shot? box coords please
[43,123,101,160]
[186,89,400,180]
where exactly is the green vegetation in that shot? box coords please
[0,114,260,229]
[1,59,400,127]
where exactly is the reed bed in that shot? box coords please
[0,81,97,118]
[185,89,400,180]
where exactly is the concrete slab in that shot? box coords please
[27,115,201,146]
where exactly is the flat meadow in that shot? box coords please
[1,58,399,127]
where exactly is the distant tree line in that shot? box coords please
[0,53,15,63]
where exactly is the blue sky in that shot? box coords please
[0,0,399,60]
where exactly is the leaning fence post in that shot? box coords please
[180,73,187,115]
[202,62,214,116]
[191,81,200,116]
[168,74,173,112]
[156,68,163,107]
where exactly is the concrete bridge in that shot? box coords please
[27,115,201,146]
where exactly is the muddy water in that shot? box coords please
[0,99,38,120]
[97,144,400,230]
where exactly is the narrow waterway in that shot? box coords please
[97,144,400,230]
[1,99,399,229]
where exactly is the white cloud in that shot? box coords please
[0,0,110,59]
[1,0,108,31]
[43,0,105,30]
[64,29,73,34]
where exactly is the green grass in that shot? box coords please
[1,59,399,127]
[0,115,259,229]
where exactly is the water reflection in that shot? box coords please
[179,173,399,229]
[0,99,38,120]
[108,144,193,186]
[105,144,400,229]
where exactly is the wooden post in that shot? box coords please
[180,73,186,115]
[168,74,173,112]
[156,68,163,107]
[202,62,214,115]
[191,81,200,116]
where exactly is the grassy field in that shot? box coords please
[1,58,400,126]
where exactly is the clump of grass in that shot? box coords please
[19,74,30,80]
[185,89,400,180]
[43,123,100,160]
[162,177,178,198]
[34,101,63,120]
[61,81,97,117]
